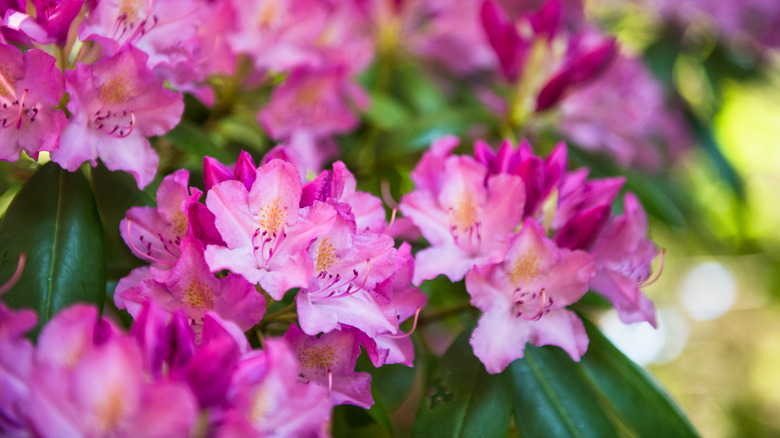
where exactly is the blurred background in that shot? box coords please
[587,1,780,437]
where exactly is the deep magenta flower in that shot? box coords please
[50,46,184,189]
[466,219,595,373]
[0,44,66,162]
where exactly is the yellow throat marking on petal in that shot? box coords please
[171,211,187,237]
[453,192,479,232]
[298,346,336,376]
[97,390,124,432]
[256,2,279,30]
[314,238,337,272]
[119,0,144,22]
[183,281,215,310]
[249,386,271,424]
[259,197,287,234]
[510,253,540,285]
[0,64,15,99]
[99,77,132,105]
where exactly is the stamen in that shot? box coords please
[384,306,421,339]
[113,111,135,138]
[327,369,333,393]
[0,253,26,295]
[126,219,175,266]
[15,89,27,129]
[380,180,397,208]
[383,207,397,234]
[639,248,666,287]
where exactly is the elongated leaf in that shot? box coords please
[91,163,153,279]
[579,320,699,438]
[412,327,512,438]
[0,162,105,336]
[511,345,619,438]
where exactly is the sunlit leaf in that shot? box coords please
[0,162,105,337]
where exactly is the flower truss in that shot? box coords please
[0,0,695,436]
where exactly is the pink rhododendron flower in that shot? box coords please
[204,159,337,299]
[50,46,184,189]
[295,211,398,338]
[79,0,202,72]
[559,55,692,170]
[400,135,526,284]
[27,305,198,438]
[216,339,331,438]
[121,169,201,268]
[466,219,595,373]
[259,65,368,143]
[589,193,659,327]
[284,324,373,408]
[115,237,265,334]
[0,44,66,162]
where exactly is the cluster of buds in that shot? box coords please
[399,136,661,373]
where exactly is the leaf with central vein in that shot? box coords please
[0,162,105,338]
[510,344,619,438]
[579,320,699,438]
[412,326,512,438]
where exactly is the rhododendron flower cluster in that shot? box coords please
[400,136,660,373]
[0,0,700,435]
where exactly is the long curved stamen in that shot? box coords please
[380,179,397,208]
[639,248,666,287]
[384,306,421,339]
[327,369,333,393]
[383,207,397,234]
[516,288,548,321]
[126,219,175,266]
[0,253,26,295]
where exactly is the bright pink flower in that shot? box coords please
[588,193,659,327]
[259,66,368,141]
[225,0,329,71]
[0,303,36,434]
[0,44,66,162]
[79,0,202,71]
[204,159,337,300]
[216,339,331,438]
[28,305,198,438]
[466,219,595,373]
[50,46,184,189]
[116,237,266,333]
[400,136,525,284]
[284,324,373,408]
[295,211,398,338]
[369,242,427,366]
[121,169,200,268]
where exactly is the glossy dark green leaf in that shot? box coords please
[91,163,153,279]
[511,345,619,438]
[412,327,512,438]
[332,405,391,438]
[0,162,105,336]
[579,320,699,438]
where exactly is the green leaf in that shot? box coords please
[364,92,410,130]
[412,327,512,438]
[91,163,153,279]
[685,110,744,200]
[579,320,699,438]
[165,119,231,163]
[510,345,620,438]
[0,162,105,337]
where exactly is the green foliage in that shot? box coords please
[0,162,105,337]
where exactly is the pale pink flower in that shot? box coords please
[466,219,595,373]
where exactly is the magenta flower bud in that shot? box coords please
[203,156,232,192]
[555,205,612,250]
